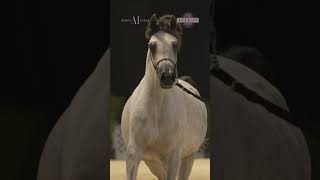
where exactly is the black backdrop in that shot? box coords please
[1,0,320,179]
[1,0,107,179]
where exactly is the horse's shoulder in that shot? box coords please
[123,95,148,119]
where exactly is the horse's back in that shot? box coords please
[177,79,201,96]
[179,76,198,89]
[176,78,206,124]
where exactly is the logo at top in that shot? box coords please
[177,13,199,28]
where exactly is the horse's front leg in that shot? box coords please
[126,143,143,180]
[177,153,194,180]
[166,149,182,180]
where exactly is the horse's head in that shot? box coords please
[148,31,178,88]
[145,14,183,89]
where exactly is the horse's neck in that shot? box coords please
[141,50,167,101]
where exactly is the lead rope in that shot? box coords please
[175,82,209,104]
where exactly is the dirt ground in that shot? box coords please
[110,158,210,180]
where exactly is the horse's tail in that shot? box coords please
[179,76,197,89]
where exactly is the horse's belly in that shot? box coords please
[146,118,206,158]
[149,124,184,151]
[143,127,206,159]
[181,104,207,157]
[181,133,206,157]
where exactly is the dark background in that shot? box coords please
[1,0,108,179]
[1,0,319,179]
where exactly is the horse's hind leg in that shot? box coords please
[126,143,143,180]
[177,153,195,180]
[144,159,167,180]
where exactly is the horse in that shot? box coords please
[121,14,208,180]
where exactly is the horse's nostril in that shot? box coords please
[171,74,175,82]
[160,73,166,81]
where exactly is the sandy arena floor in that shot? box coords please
[110,158,210,180]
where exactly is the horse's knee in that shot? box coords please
[126,145,143,180]
[127,144,142,160]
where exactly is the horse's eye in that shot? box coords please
[172,41,178,50]
[148,42,156,50]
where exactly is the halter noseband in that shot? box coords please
[151,57,177,71]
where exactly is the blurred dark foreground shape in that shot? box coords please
[210,46,311,180]
[37,50,109,180]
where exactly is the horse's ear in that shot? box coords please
[169,15,177,30]
[145,13,159,40]
[150,14,158,29]
[175,21,183,50]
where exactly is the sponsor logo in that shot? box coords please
[120,13,199,28]
[120,16,149,25]
[177,13,199,28]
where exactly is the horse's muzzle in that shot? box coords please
[160,68,176,89]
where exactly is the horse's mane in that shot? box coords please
[145,14,183,50]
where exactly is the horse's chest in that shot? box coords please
[128,90,190,148]
[148,108,185,146]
